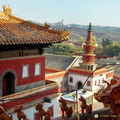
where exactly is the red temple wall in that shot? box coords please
[0,56,45,86]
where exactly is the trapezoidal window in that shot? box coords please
[34,63,41,76]
[87,81,91,86]
[2,72,15,96]
[22,65,29,78]
[69,77,73,83]
[94,80,97,86]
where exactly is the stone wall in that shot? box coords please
[52,108,115,120]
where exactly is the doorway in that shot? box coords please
[2,72,15,96]
[77,81,82,90]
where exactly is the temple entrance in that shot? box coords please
[2,72,15,96]
[77,81,82,90]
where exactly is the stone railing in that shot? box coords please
[0,105,114,120]
[0,82,60,104]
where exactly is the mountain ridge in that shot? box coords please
[48,22,120,43]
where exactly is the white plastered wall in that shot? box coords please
[11,97,60,120]
[68,73,93,90]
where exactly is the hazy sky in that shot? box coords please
[0,0,120,27]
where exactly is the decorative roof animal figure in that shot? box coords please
[44,110,51,120]
[0,106,12,120]
[94,81,111,108]
[94,80,120,117]
[3,5,11,15]
[79,96,92,115]
[58,97,73,118]
[14,105,28,120]
[35,102,47,120]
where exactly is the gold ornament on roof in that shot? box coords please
[3,5,11,15]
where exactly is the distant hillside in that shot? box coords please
[49,22,120,43]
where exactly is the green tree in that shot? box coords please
[92,35,97,45]
[78,36,85,43]
[102,38,113,47]
[78,36,97,45]
[117,55,120,60]
[96,45,103,54]
[44,43,75,56]
[103,44,120,57]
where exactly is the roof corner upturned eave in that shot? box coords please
[0,5,70,49]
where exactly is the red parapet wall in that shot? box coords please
[69,68,91,75]
[113,75,120,80]
[106,71,114,79]
[0,86,61,110]
[0,56,45,86]
[69,68,106,76]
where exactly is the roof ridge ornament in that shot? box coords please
[3,5,11,15]
[44,23,51,29]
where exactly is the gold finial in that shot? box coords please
[85,23,93,44]
[88,23,92,31]
[3,5,11,15]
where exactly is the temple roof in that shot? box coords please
[95,57,120,75]
[0,6,70,50]
[43,54,82,70]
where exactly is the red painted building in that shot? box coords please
[0,6,116,120]
[1,55,45,96]
[0,5,69,119]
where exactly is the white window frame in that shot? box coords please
[22,65,29,78]
[34,63,41,76]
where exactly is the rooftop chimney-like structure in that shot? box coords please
[80,23,97,71]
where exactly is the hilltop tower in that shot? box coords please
[80,23,97,71]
